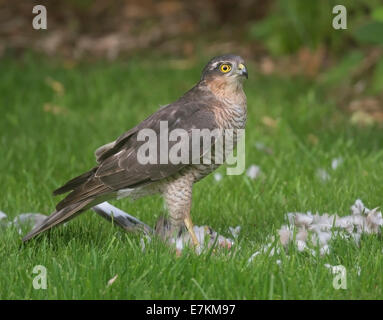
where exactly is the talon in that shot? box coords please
[184,216,200,248]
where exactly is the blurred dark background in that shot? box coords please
[1,0,382,58]
[1,0,382,121]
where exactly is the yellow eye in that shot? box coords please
[220,64,231,73]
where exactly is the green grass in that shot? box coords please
[0,54,382,299]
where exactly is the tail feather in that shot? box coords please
[53,168,97,196]
[22,198,95,242]
[24,174,113,242]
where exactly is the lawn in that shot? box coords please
[0,54,382,299]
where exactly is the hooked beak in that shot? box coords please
[238,63,248,79]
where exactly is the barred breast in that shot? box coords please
[185,98,247,183]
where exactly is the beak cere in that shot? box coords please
[238,63,248,79]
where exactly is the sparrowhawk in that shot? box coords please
[23,54,248,246]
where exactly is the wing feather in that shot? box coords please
[95,96,219,190]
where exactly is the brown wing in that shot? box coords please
[94,91,219,190]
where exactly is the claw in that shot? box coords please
[184,215,200,248]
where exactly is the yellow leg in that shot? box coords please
[184,215,200,247]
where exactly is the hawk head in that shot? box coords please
[201,54,248,82]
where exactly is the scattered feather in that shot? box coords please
[12,213,47,234]
[107,274,118,287]
[248,239,281,263]
[228,226,241,239]
[296,239,307,252]
[140,235,151,252]
[331,157,343,170]
[13,213,46,227]
[214,172,223,182]
[254,142,273,154]
[278,225,293,246]
[0,211,7,220]
[0,212,48,234]
[248,251,261,263]
[278,199,382,256]
[246,165,261,180]
[316,168,331,182]
[0,211,8,230]
[320,245,330,256]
